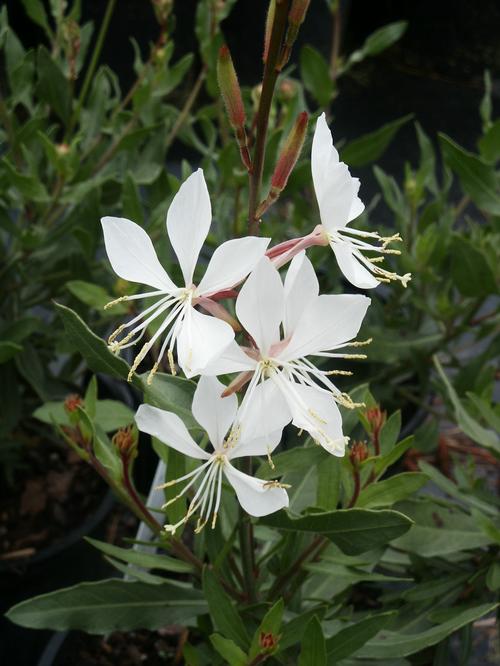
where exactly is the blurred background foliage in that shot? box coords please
[1,0,499,664]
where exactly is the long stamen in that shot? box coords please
[108,295,173,347]
[104,289,169,310]
[211,465,224,529]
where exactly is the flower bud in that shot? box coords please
[365,407,386,434]
[64,394,84,426]
[217,45,252,172]
[349,441,369,466]
[256,112,308,217]
[263,0,276,63]
[112,425,138,463]
[279,0,311,69]
[259,631,280,653]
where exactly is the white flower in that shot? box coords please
[312,113,411,289]
[203,255,371,456]
[135,376,290,533]
[101,169,269,381]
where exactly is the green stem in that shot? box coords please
[65,0,117,139]
[164,66,207,151]
[248,0,290,234]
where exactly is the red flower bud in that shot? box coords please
[259,631,280,652]
[263,0,276,63]
[289,0,311,25]
[256,112,308,217]
[271,112,308,191]
[64,394,83,414]
[278,0,311,69]
[217,46,252,172]
[217,45,246,129]
[350,441,369,466]
[365,407,387,434]
[112,425,138,461]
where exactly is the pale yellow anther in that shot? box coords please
[167,349,176,376]
[308,408,327,424]
[211,512,218,529]
[349,338,372,348]
[325,369,353,376]
[147,362,159,385]
[104,296,128,310]
[263,480,291,490]
[108,324,125,344]
[267,448,275,470]
[127,344,149,381]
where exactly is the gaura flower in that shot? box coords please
[135,376,290,533]
[203,255,371,456]
[101,169,269,381]
[312,113,411,289]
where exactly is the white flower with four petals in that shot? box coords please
[204,254,371,456]
[135,376,290,533]
[102,169,269,381]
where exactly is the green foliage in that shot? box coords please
[6,579,207,633]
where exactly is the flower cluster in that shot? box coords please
[101,116,409,532]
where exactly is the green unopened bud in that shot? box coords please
[217,45,252,172]
[256,112,308,217]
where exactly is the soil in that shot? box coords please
[51,627,186,666]
[0,440,106,564]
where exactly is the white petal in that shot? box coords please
[197,237,270,296]
[224,462,289,516]
[191,376,237,448]
[166,169,211,286]
[135,404,209,459]
[177,306,235,378]
[231,380,291,458]
[317,163,356,232]
[201,340,257,376]
[236,257,284,356]
[312,114,364,231]
[348,178,365,221]
[101,216,176,291]
[332,242,380,289]
[283,251,319,337]
[281,382,346,456]
[281,293,371,360]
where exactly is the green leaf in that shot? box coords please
[86,538,193,573]
[486,562,500,591]
[20,0,52,37]
[450,236,497,298]
[299,616,326,666]
[439,133,500,214]
[55,302,131,379]
[326,611,396,662]
[356,603,499,658]
[300,45,334,107]
[2,157,49,201]
[391,498,493,556]
[341,115,413,167]
[209,634,247,666]
[0,341,23,364]
[33,399,134,433]
[357,473,428,509]
[36,46,71,124]
[346,21,407,69]
[66,280,127,313]
[316,455,341,510]
[248,599,284,660]
[305,560,410,584]
[478,119,500,163]
[202,568,249,650]
[257,443,325,480]
[379,411,401,454]
[6,579,207,633]
[122,172,144,226]
[433,356,500,453]
[373,436,414,477]
[260,508,413,554]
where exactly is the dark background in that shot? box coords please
[6,0,500,151]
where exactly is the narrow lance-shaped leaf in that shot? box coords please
[6,579,207,633]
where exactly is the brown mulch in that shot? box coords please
[0,442,106,561]
[53,627,188,666]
